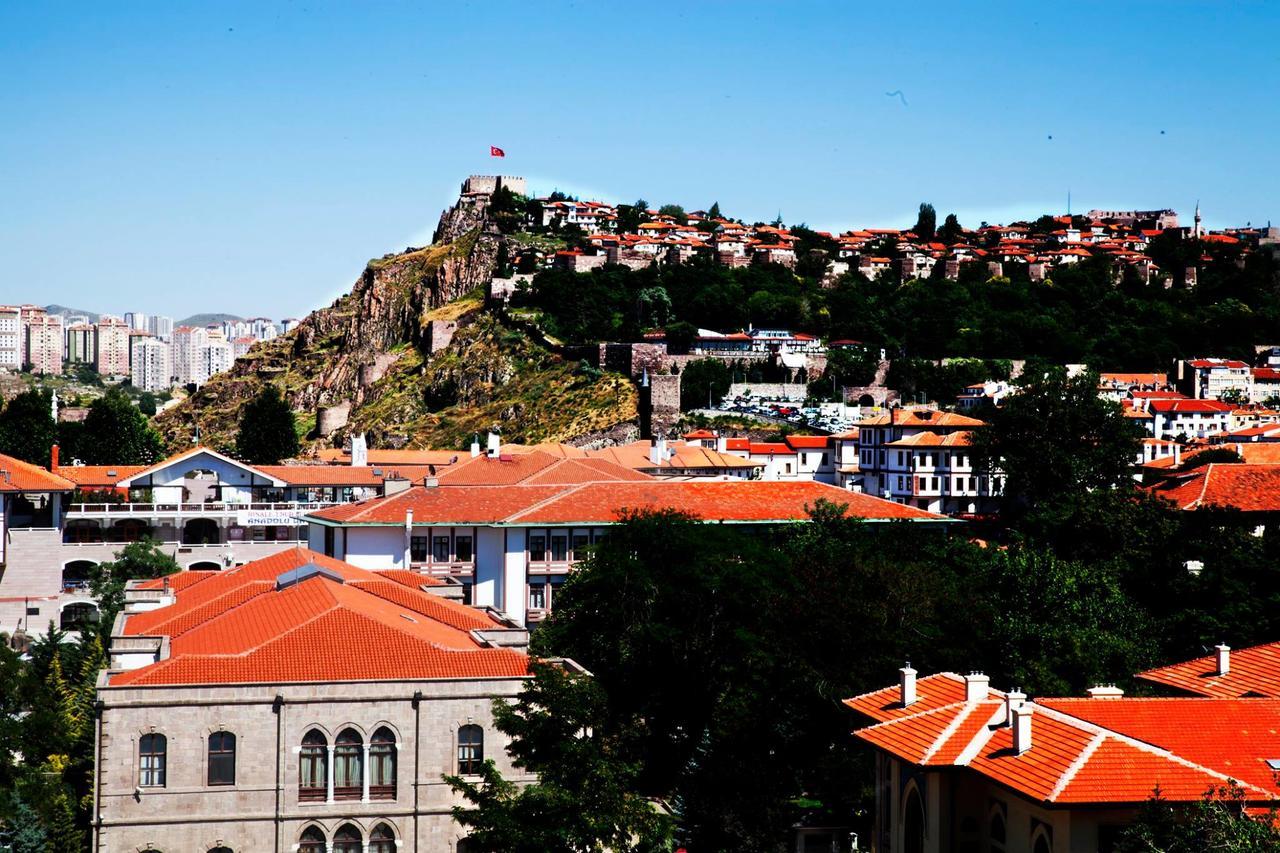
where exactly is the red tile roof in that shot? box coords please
[857,410,987,428]
[1149,464,1280,511]
[309,484,569,524]
[1139,642,1280,698]
[1148,399,1234,414]
[55,465,147,488]
[0,453,74,492]
[110,548,526,686]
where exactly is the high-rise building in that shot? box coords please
[171,326,208,386]
[147,315,174,341]
[123,312,148,332]
[0,306,20,371]
[22,307,63,375]
[203,336,234,381]
[129,335,172,393]
[281,318,301,333]
[94,317,131,377]
[251,317,279,341]
[64,322,97,364]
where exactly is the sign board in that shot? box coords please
[236,509,308,527]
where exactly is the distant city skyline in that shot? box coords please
[2,1,1277,317]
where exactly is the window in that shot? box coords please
[528,581,547,611]
[1032,833,1051,853]
[369,823,396,853]
[529,534,546,562]
[299,730,327,802]
[455,534,473,562]
[370,727,397,799]
[903,788,925,853]
[410,535,429,563]
[139,733,166,787]
[458,724,484,774]
[207,731,236,786]
[571,532,590,558]
[298,827,326,853]
[989,810,1006,852]
[210,848,233,853]
[550,532,569,562]
[433,535,451,562]
[333,729,363,799]
[333,824,361,853]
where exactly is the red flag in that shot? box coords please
[490,146,505,157]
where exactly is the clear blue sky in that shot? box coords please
[2,2,1277,319]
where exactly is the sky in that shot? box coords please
[1,2,1278,319]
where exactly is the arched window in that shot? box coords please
[1033,834,1051,853]
[457,724,484,775]
[903,787,925,853]
[334,728,363,800]
[183,518,220,544]
[139,733,167,787]
[332,823,362,853]
[209,847,234,853]
[369,823,396,853]
[60,602,98,631]
[298,826,326,853]
[299,730,327,802]
[208,731,236,786]
[989,810,1006,852]
[370,726,397,799]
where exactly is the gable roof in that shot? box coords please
[54,465,148,489]
[857,410,987,429]
[109,548,526,687]
[0,453,75,493]
[1149,463,1280,511]
[1138,642,1280,698]
[116,446,288,488]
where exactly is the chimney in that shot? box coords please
[350,433,368,467]
[470,435,481,458]
[1173,444,1181,467]
[648,439,662,466]
[383,476,411,496]
[899,663,917,707]
[716,431,728,454]
[1004,688,1026,725]
[1012,704,1033,754]
[423,476,439,488]
[1216,644,1231,675]
[50,443,59,472]
[487,431,500,459]
[964,671,990,702]
[1086,684,1125,699]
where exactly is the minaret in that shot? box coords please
[1194,201,1203,239]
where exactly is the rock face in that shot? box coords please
[153,189,636,454]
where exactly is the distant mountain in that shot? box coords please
[45,304,100,322]
[179,313,245,327]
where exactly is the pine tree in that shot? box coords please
[235,385,300,464]
[7,792,48,853]
[707,201,722,220]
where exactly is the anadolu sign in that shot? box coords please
[235,509,308,527]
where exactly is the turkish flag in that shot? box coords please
[490,146,505,157]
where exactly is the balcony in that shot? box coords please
[66,501,338,517]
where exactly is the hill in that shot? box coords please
[44,304,100,322]
[154,191,638,454]
[179,313,245,326]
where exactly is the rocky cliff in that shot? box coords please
[153,191,637,454]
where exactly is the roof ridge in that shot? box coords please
[921,699,984,763]
[1047,730,1106,801]
[505,482,590,522]
[1033,703,1275,799]
[842,671,965,705]
[954,704,1007,765]
[858,700,969,731]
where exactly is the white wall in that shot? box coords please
[473,527,505,609]
[502,528,527,626]
[342,527,407,570]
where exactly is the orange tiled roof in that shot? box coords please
[857,410,987,429]
[1138,642,1280,698]
[110,548,525,687]
[1149,463,1280,511]
[53,464,147,489]
[315,448,465,466]
[0,453,75,492]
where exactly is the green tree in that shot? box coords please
[88,538,180,642]
[912,202,937,240]
[136,391,158,417]
[235,385,300,464]
[616,199,649,234]
[1117,784,1280,852]
[678,359,731,411]
[937,212,963,244]
[0,388,56,465]
[664,320,697,354]
[657,203,687,224]
[5,791,49,853]
[974,366,1142,518]
[447,662,673,853]
[707,201,722,220]
[77,388,165,464]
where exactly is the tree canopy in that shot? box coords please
[235,385,300,464]
[74,388,165,464]
[0,388,56,465]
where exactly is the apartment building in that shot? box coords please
[130,335,172,392]
[93,316,131,376]
[147,314,174,340]
[22,308,64,374]
[171,325,209,385]
[1146,398,1233,440]
[0,305,21,370]
[95,547,536,853]
[64,322,96,365]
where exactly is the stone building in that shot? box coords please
[94,547,538,853]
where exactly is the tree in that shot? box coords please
[678,358,731,411]
[88,538,180,642]
[707,201,722,220]
[0,388,56,465]
[657,204,687,224]
[136,391,158,417]
[912,202,937,240]
[974,366,1142,518]
[77,388,165,464]
[937,212,963,244]
[235,385,300,464]
[664,320,697,355]
[446,662,673,853]
[1117,784,1280,852]
[616,199,649,234]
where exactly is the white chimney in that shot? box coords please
[716,431,728,454]
[487,431,500,459]
[1004,688,1026,725]
[1012,704,1033,754]
[470,435,481,458]
[964,671,990,703]
[1216,644,1231,676]
[350,433,368,467]
[1173,443,1181,467]
[899,663,917,707]
[1086,684,1125,699]
[648,439,662,467]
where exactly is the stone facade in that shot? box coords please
[94,676,533,853]
[460,175,527,197]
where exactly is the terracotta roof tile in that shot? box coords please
[1139,642,1280,698]
[0,453,74,492]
